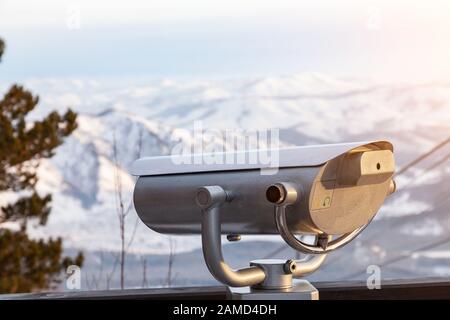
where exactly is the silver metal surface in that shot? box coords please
[133,141,394,235]
[274,203,365,254]
[228,280,319,300]
[132,140,396,298]
[197,185,328,289]
[198,186,266,287]
[291,255,328,277]
[250,259,294,289]
[134,166,319,235]
[267,181,359,254]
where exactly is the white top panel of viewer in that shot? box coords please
[130,140,393,176]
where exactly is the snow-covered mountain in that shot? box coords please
[2,73,450,284]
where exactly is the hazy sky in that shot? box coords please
[0,0,449,82]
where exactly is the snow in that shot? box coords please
[412,251,450,259]
[377,193,433,219]
[400,218,444,237]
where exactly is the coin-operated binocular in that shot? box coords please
[131,141,396,299]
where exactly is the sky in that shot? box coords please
[0,0,449,82]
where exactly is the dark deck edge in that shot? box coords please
[1,278,450,300]
[315,278,450,300]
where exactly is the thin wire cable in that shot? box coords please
[339,234,450,281]
[336,192,450,280]
[395,136,450,176]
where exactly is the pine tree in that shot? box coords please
[0,38,83,293]
[0,39,4,62]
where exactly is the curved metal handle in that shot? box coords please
[288,252,328,278]
[271,182,368,254]
[275,205,366,254]
[197,186,266,287]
